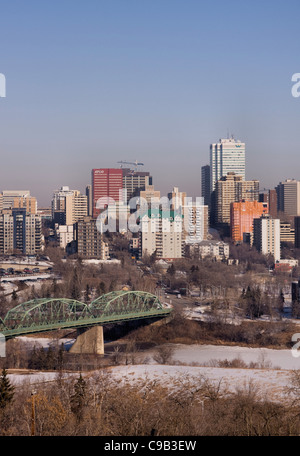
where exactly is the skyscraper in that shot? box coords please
[92,168,124,218]
[52,186,88,225]
[210,136,245,192]
[122,168,152,202]
[214,173,259,225]
[276,179,300,217]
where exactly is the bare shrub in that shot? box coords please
[153,345,175,365]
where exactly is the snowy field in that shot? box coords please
[6,337,300,404]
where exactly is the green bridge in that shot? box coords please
[0,291,172,353]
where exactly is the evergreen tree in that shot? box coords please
[243,285,264,319]
[167,263,175,276]
[70,267,81,300]
[0,368,14,409]
[70,373,88,422]
[84,284,91,303]
[57,343,65,371]
[11,289,18,304]
[97,281,106,296]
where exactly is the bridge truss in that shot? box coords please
[0,291,171,338]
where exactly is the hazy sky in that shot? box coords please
[0,0,300,206]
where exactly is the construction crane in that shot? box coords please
[117,160,144,171]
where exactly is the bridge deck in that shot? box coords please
[0,291,172,338]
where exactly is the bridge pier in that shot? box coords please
[69,325,104,355]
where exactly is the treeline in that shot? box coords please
[0,339,106,372]
[125,311,295,348]
[1,367,300,435]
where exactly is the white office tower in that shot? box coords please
[253,215,281,262]
[210,136,245,191]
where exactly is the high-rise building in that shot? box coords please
[0,208,42,255]
[182,200,208,244]
[210,137,245,192]
[1,191,37,214]
[166,188,208,245]
[13,196,37,214]
[122,168,152,202]
[139,185,161,210]
[139,209,184,259]
[52,187,88,225]
[230,200,268,243]
[85,185,93,217]
[55,224,74,249]
[92,168,123,218]
[201,165,211,207]
[253,215,281,262]
[2,190,30,208]
[168,187,187,211]
[276,179,300,217]
[214,173,259,225]
[73,216,109,259]
[280,222,295,245]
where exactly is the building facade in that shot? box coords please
[182,200,208,244]
[139,209,184,259]
[276,179,300,217]
[55,224,74,249]
[188,240,230,261]
[122,168,152,203]
[230,200,268,243]
[295,216,300,249]
[52,187,88,226]
[215,173,259,225]
[0,208,42,255]
[92,168,123,218]
[73,216,109,259]
[253,215,281,262]
[210,137,245,192]
[201,165,211,207]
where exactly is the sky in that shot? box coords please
[0,0,300,206]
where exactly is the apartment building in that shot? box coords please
[188,240,230,261]
[0,208,42,255]
[253,214,281,262]
[139,185,161,210]
[280,222,295,244]
[55,224,74,249]
[52,186,88,225]
[139,209,184,259]
[214,173,259,225]
[182,200,208,244]
[230,200,268,243]
[73,216,109,259]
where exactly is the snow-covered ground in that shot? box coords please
[7,337,300,404]
[108,364,293,404]
[169,344,300,370]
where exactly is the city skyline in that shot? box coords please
[0,1,300,205]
